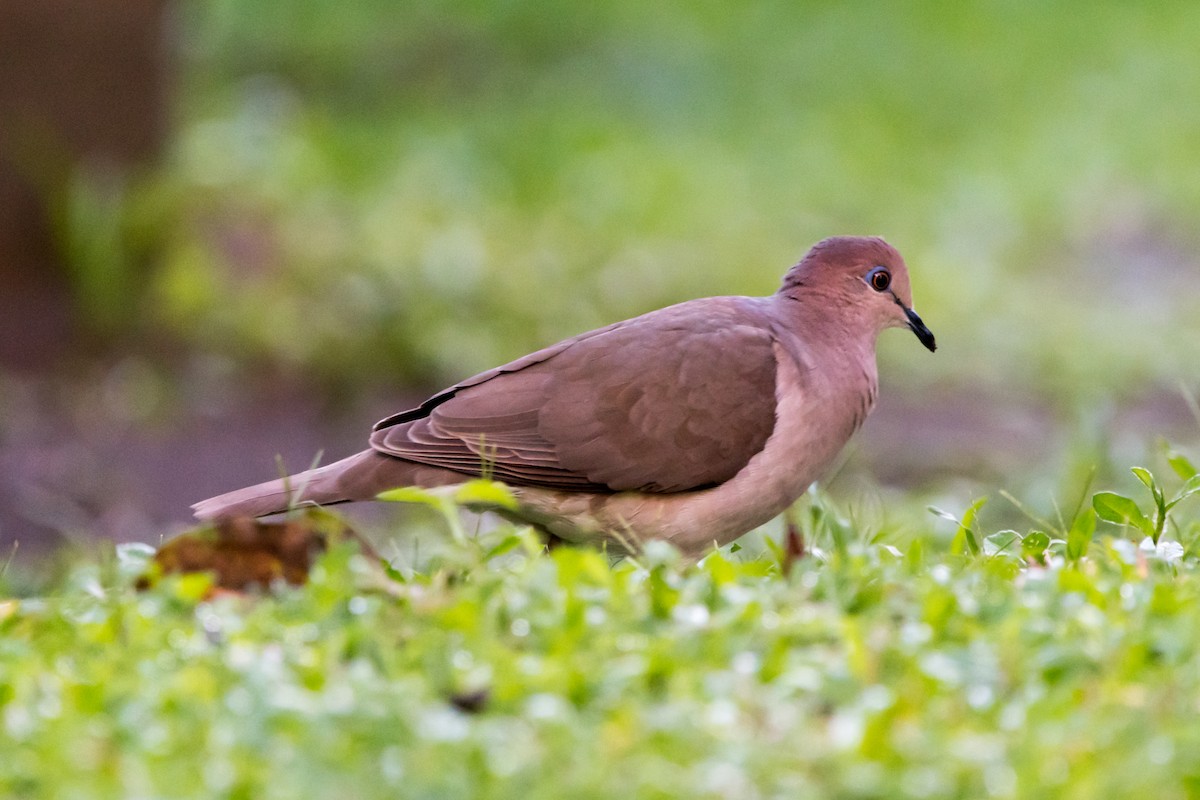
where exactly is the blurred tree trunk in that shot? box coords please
[0,0,167,368]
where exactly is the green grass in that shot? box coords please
[5,458,1200,799]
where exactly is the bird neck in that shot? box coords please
[776,289,880,360]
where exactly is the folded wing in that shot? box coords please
[370,297,780,493]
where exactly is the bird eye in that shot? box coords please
[866,267,891,292]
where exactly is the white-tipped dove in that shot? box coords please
[194,236,936,554]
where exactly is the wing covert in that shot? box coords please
[370,297,780,493]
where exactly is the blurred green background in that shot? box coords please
[3,0,1200,563]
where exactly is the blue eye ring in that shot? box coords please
[866,266,891,292]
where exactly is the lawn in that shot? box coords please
[4,463,1200,798]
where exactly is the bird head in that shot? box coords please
[779,236,936,352]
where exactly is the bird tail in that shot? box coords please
[192,450,399,521]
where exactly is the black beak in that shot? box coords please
[904,306,937,352]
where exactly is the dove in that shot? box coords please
[193,236,935,555]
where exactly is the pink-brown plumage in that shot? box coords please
[193,236,935,554]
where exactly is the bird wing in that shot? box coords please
[369,297,780,493]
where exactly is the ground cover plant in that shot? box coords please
[4,453,1200,799]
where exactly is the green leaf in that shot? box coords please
[483,533,523,560]
[378,480,518,511]
[1131,466,1155,491]
[376,485,443,507]
[375,485,466,541]
[647,565,680,619]
[1167,474,1200,512]
[1132,466,1166,515]
[1058,567,1103,606]
[905,537,925,569]
[984,531,1019,557]
[949,497,987,556]
[1021,530,1052,562]
[455,479,519,511]
[932,500,987,556]
[701,550,736,585]
[950,527,979,556]
[961,496,987,529]
[381,559,408,584]
[1066,508,1096,560]
[1092,492,1155,537]
[927,505,959,523]
[1166,449,1198,481]
[171,571,215,604]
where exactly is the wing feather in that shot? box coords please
[369,297,780,493]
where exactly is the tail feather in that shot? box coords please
[191,476,317,520]
[193,450,386,520]
[192,450,473,521]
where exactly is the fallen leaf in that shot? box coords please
[137,512,362,594]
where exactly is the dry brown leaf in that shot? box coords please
[138,512,371,594]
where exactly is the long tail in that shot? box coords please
[192,450,424,521]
